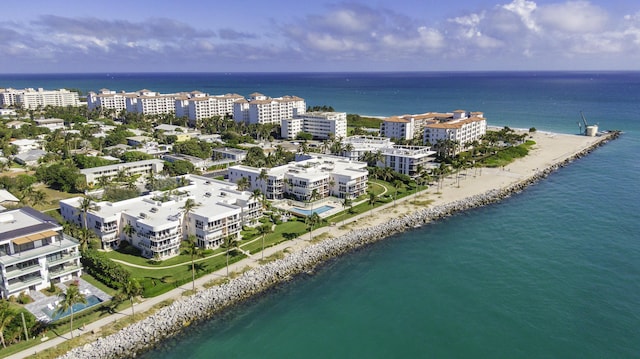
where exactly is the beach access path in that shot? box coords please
[8,130,610,359]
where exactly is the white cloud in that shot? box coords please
[536,1,608,33]
[502,0,540,32]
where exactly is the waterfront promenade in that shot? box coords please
[8,130,614,359]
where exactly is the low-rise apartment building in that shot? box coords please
[59,176,261,257]
[0,207,82,299]
[80,159,164,187]
[229,154,368,201]
[379,145,437,177]
[339,136,394,161]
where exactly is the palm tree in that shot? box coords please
[77,196,100,251]
[236,177,250,191]
[392,179,403,207]
[30,189,47,208]
[257,223,273,260]
[258,168,268,192]
[308,188,320,213]
[120,278,142,317]
[180,198,200,238]
[368,191,377,209]
[0,302,15,349]
[341,197,352,226]
[252,189,267,211]
[223,235,239,277]
[182,235,203,292]
[305,212,321,241]
[123,223,135,242]
[56,285,86,339]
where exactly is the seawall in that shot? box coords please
[57,131,620,359]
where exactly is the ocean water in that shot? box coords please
[2,72,639,358]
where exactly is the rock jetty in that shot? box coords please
[58,131,619,359]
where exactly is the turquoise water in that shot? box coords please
[2,72,639,358]
[289,205,335,216]
[43,295,102,321]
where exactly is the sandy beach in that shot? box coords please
[16,130,616,359]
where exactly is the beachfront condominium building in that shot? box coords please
[281,112,348,140]
[59,176,261,257]
[228,154,368,201]
[125,89,180,116]
[233,92,306,125]
[380,113,441,141]
[80,159,164,187]
[424,110,487,153]
[87,89,131,112]
[339,136,394,161]
[176,93,244,125]
[379,145,437,177]
[0,88,80,109]
[336,136,436,176]
[0,207,82,299]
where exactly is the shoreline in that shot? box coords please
[55,130,620,359]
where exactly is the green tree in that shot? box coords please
[123,223,136,242]
[341,197,352,225]
[77,196,100,251]
[236,177,250,191]
[368,191,377,209]
[56,285,87,339]
[223,235,239,277]
[257,223,273,261]
[305,212,321,241]
[120,278,142,317]
[180,198,200,237]
[392,179,403,207]
[0,301,15,349]
[182,235,203,292]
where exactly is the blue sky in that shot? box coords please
[1,0,638,72]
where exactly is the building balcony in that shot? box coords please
[47,252,81,268]
[7,276,43,292]
[5,264,42,280]
[150,240,181,252]
[49,264,82,279]
[100,226,118,233]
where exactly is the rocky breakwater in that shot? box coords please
[58,131,619,359]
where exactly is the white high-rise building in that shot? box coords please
[233,92,306,125]
[87,89,130,112]
[281,112,347,140]
[0,88,79,109]
[125,89,181,116]
[180,93,244,125]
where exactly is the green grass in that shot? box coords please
[480,141,534,168]
[347,114,383,128]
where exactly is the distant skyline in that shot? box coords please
[1,0,639,73]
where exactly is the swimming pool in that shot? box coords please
[43,295,103,321]
[289,205,335,216]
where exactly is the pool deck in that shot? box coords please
[276,198,344,219]
[24,279,112,322]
